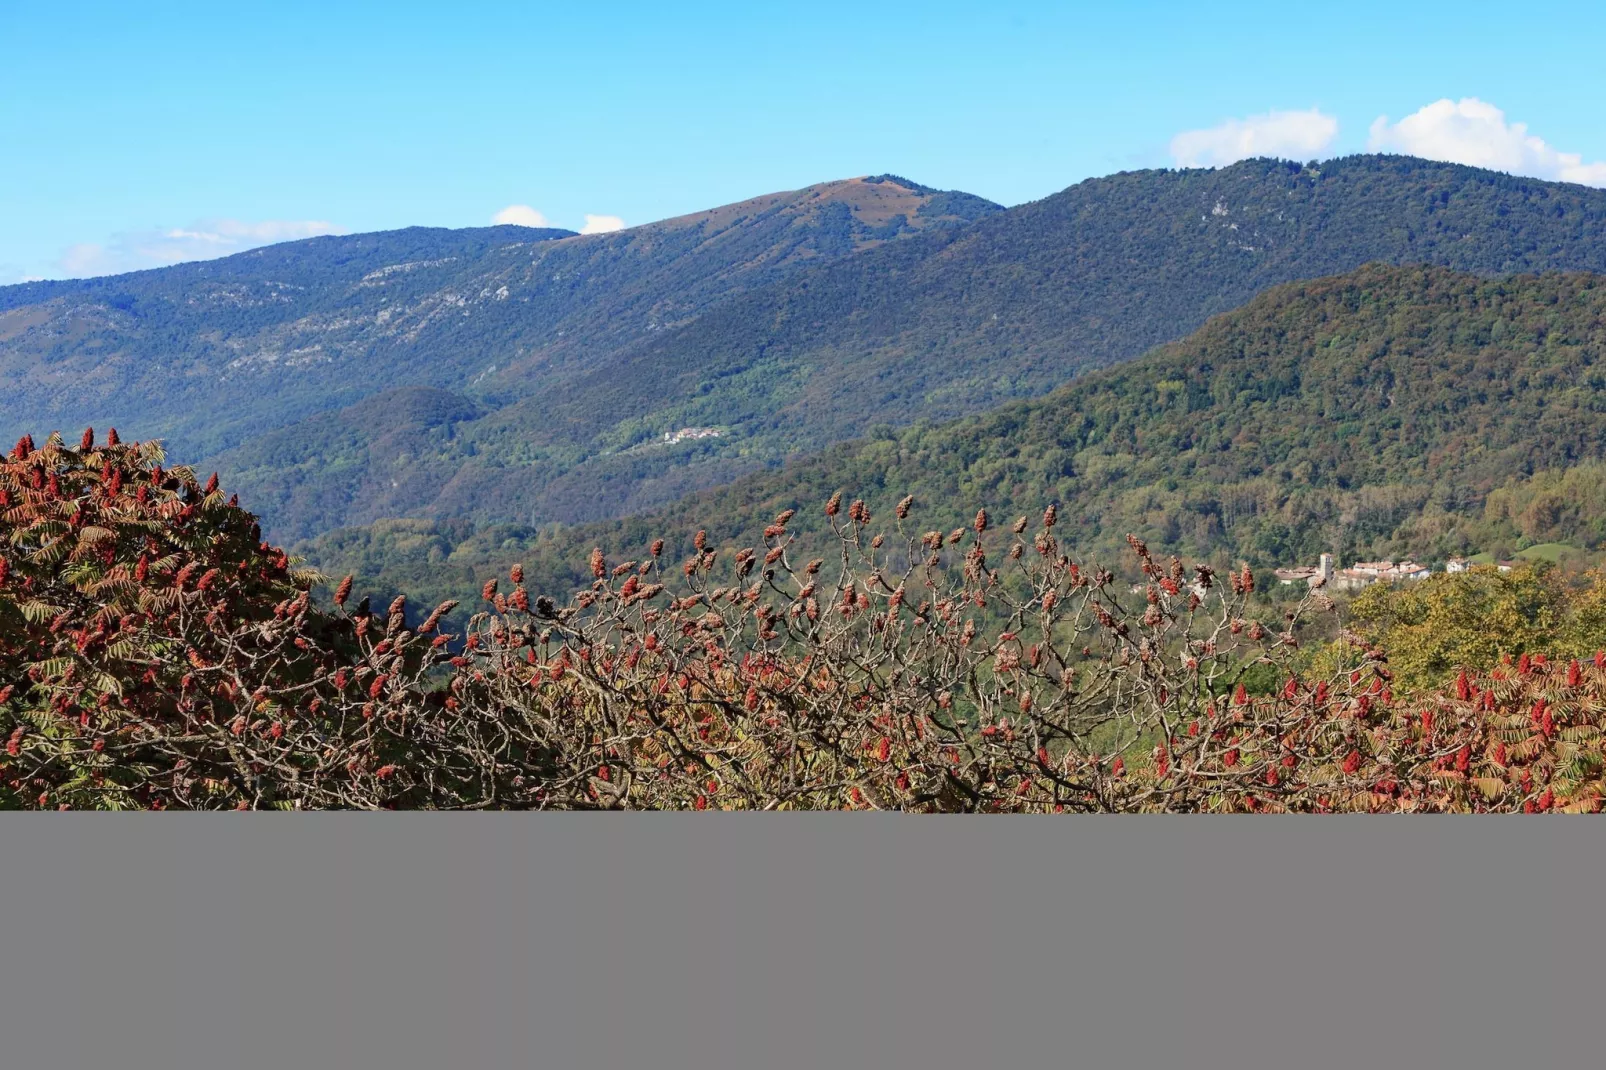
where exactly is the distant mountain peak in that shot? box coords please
[641,174,1001,245]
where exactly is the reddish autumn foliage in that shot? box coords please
[4,430,1606,811]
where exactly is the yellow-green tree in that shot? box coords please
[1349,564,1606,692]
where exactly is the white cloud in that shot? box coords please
[492,204,550,227]
[60,244,109,276]
[1368,98,1606,187]
[54,218,347,279]
[1170,108,1339,168]
[494,205,624,233]
[579,214,626,235]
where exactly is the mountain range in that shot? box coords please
[221,155,1606,541]
[8,153,1606,615]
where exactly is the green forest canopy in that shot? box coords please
[301,263,1606,613]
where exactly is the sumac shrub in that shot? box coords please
[3,430,1603,812]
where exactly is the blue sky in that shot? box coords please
[4,0,1606,281]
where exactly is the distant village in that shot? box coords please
[661,426,723,445]
[1273,553,1516,591]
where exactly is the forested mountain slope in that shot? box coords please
[229,155,1606,540]
[299,264,1606,608]
[0,176,997,461]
